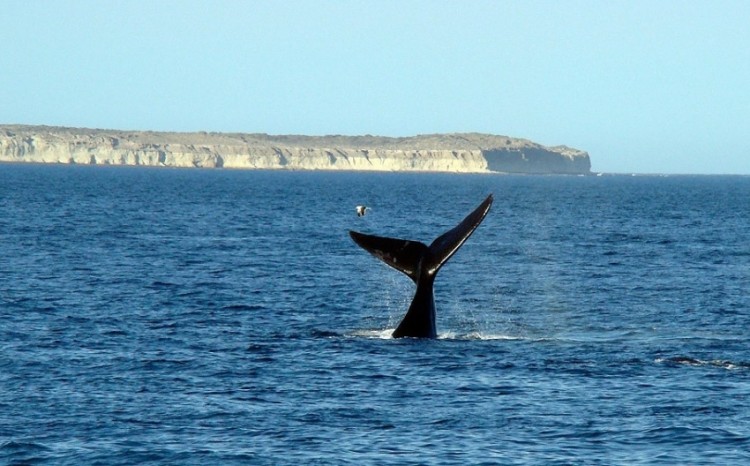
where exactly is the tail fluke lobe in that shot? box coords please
[425,194,494,275]
[348,231,428,282]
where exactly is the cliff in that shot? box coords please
[0,125,591,174]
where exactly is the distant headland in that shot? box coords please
[0,125,591,174]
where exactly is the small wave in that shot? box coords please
[222,304,266,312]
[635,425,748,446]
[343,329,525,341]
[310,329,342,338]
[656,356,750,370]
[0,440,51,452]
[142,358,193,370]
[348,329,394,339]
[246,343,274,353]
[440,331,525,341]
[0,440,52,463]
[147,280,179,289]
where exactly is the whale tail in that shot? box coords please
[349,194,493,338]
[349,194,493,281]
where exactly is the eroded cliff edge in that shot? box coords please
[0,125,591,174]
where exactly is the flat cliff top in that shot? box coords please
[0,124,585,155]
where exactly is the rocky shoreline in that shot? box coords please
[0,125,591,174]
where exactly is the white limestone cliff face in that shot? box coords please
[0,125,591,174]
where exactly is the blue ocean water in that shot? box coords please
[1,164,749,465]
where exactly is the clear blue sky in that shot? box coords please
[2,1,748,174]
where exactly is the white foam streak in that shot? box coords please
[348,329,526,341]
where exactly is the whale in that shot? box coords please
[349,194,493,338]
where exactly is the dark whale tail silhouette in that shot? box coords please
[349,194,493,338]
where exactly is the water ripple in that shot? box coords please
[1,168,749,464]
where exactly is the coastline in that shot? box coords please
[0,125,591,175]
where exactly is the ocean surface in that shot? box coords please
[1,164,749,465]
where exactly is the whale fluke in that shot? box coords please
[350,194,493,338]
